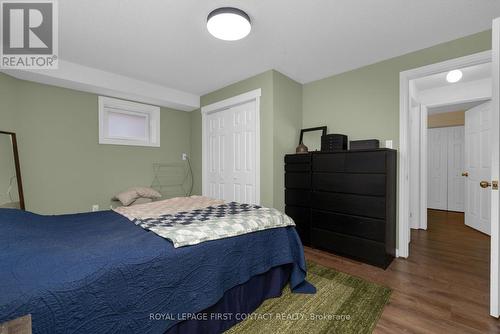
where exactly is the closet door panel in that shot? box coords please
[205,100,259,205]
[206,111,228,201]
[229,101,258,204]
[447,126,465,212]
[427,127,448,210]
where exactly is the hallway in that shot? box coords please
[305,210,496,333]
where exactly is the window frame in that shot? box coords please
[98,96,160,147]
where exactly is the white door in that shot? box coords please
[447,126,465,212]
[205,100,259,204]
[229,101,258,204]
[490,17,500,318]
[206,109,228,201]
[465,102,491,235]
[428,127,448,210]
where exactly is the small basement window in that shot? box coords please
[98,96,160,147]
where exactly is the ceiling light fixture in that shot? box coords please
[207,7,251,41]
[446,69,463,83]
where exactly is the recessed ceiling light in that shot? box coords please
[446,70,463,83]
[207,7,251,41]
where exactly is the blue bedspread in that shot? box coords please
[0,209,314,334]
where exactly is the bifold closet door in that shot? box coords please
[205,100,258,204]
[229,101,258,204]
[206,109,229,201]
[428,126,465,212]
[447,127,465,212]
[428,127,449,210]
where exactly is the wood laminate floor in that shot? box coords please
[304,209,499,333]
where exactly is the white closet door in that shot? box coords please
[447,126,465,212]
[206,110,229,201]
[465,101,492,235]
[205,100,259,204]
[428,127,448,210]
[230,101,257,204]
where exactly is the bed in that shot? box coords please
[0,196,314,334]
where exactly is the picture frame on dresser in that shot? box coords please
[298,126,327,152]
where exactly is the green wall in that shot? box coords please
[302,30,492,149]
[190,70,302,210]
[301,30,491,241]
[0,73,192,214]
[0,30,492,216]
[0,72,18,130]
[191,30,491,217]
[272,71,303,211]
[0,74,20,207]
[191,30,491,214]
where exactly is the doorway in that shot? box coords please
[425,100,493,236]
[427,124,465,212]
[399,51,492,247]
[398,46,500,316]
[410,64,492,234]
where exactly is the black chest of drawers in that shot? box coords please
[284,149,397,269]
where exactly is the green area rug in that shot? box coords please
[227,261,391,334]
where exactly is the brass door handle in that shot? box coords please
[462,172,469,177]
[480,181,492,188]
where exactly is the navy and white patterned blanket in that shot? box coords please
[134,202,296,247]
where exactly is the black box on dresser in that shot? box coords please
[284,149,397,269]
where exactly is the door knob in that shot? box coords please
[480,181,492,188]
[462,172,469,177]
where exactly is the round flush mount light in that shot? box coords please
[446,70,463,83]
[207,7,251,41]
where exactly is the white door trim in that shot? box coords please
[420,105,429,229]
[399,50,491,258]
[491,17,500,317]
[201,89,262,204]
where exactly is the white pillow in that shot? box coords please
[114,187,161,206]
[132,187,162,199]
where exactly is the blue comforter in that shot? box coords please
[0,209,314,333]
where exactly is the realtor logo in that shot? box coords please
[1,0,58,69]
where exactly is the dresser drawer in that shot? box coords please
[313,151,387,174]
[311,209,385,242]
[285,154,311,164]
[285,163,310,172]
[312,173,386,196]
[285,189,311,207]
[285,206,310,245]
[344,151,386,173]
[313,153,345,172]
[285,172,311,189]
[311,228,390,268]
[311,191,386,219]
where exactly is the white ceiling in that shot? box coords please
[54,1,500,96]
[414,63,492,91]
[427,100,487,115]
